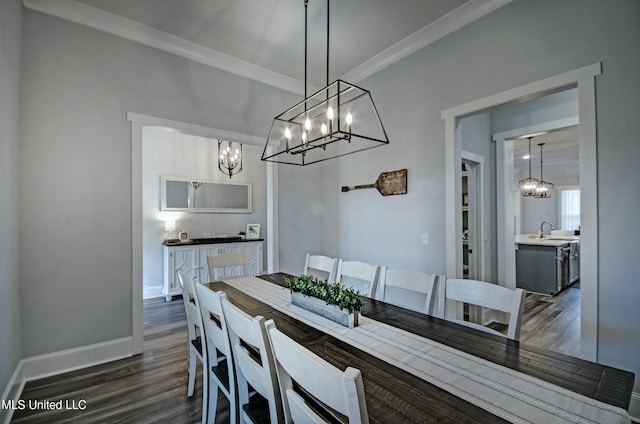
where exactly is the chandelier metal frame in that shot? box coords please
[519,137,539,197]
[533,142,554,198]
[218,140,243,178]
[261,0,389,166]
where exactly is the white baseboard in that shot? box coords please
[1,337,132,424]
[0,362,25,424]
[21,337,133,381]
[630,391,640,423]
[143,285,163,299]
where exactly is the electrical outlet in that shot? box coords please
[421,233,429,245]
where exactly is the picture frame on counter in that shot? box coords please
[246,224,260,239]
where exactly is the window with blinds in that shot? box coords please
[559,187,580,231]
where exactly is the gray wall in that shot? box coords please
[491,87,579,134]
[18,10,297,357]
[460,112,496,281]
[491,88,580,235]
[278,0,640,389]
[9,0,640,398]
[0,0,23,396]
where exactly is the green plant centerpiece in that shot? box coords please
[286,274,364,328]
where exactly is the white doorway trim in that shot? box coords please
[494,117,579,288]
[442,63,601,361]
[127,112,275,354]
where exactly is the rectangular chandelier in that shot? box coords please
[262,79,389,165]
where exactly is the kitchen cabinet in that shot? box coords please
[515,237,579,295]
[163,239,263,301]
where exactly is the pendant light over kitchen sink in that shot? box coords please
[533,142,554,198]
[519,137,539,196]
[261,0,389,166]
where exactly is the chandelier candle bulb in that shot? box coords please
[327,106,334,133]
[285,127,292,150]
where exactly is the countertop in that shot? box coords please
[163,237,263,246]
[515,234,579,247]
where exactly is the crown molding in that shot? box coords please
[23,0,307,94]
[341,0,512,83]
[23,0,511,92]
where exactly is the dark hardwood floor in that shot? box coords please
[11,284,581,423]
[12,297,228,424]
[490,283,581,356]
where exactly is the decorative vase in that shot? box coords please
[291,292,359,328]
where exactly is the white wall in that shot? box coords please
[278,0,640,391]
[0,0,23,399]
[517,168,579,234]
[142,129,267,297]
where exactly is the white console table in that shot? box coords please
[162,239,263,301]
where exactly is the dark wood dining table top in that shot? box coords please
[204,273,634,423]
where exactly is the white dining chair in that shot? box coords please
[177,270,209,424]
[265,319,369,424]
[378,267,439,315]
[221,295,284,424]
[439,278,526,340]
[207,252,248,281]
[303,253,338,283]
[336,259,380,298]
[195,284,237,424]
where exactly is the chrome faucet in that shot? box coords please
[539,220,555,236]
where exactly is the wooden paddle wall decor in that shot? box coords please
[341,169,407,196]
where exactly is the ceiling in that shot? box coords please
[512,127,579,174]
[23,0,578,172]
[25,0,511,92]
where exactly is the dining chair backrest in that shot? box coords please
[303,254,338,283]
[207,253,247,281]
[178,270,205,347]
[336,259,380,298]
[378,267,438,315]
[195,284,237,424]
[177,270,209,423]
[265,319,369,424]
[221,295,283,423]
[440,278,526,340]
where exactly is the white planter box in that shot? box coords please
[291,292,359,328]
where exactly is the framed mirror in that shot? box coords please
[160,175,252,213]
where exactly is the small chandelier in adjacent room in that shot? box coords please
[218,140,242,178]
[534,142,554,198]
[261,0,389,166]
[519,137,539,196]
[187,181,204,190]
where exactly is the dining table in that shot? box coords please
[203,273,635,423]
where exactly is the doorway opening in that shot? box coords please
[460,152,485,282]
[128,113,269,354]
[499,125,581,355]
[443,63,600,361]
